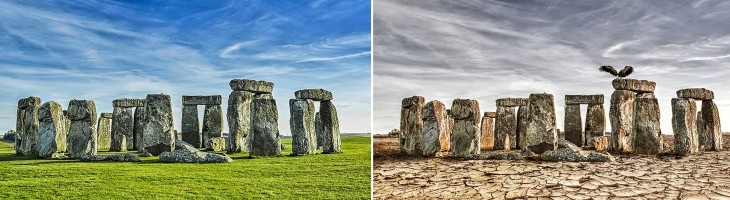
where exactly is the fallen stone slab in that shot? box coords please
[182,95,222,105]
[610,90,635,153]
[174,140,198,151]
[159,150,232,163]
[465,152,523,160]
[38,101,65,158]
[672,98,699,156]
[229,79,274,94]
[422,100,447,156]
[483,112,496,118]
[565,95,604,105]
[295,89,333,101]
[540,148,615,162]
[677,88,714,100]
[204,137,226,152]
[141,94,175,156]
[112,98,145,108]
[400,96,424,155]
[79,153,141,162]
[496,98,528,107]
[525,93,558,153]
[612,79,655,93]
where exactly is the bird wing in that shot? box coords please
[599,66,618,76]
[618,66,633,77]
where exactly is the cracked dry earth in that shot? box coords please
[373,135,730,199]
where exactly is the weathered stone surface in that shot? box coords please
[466,152,523,160]
[133,107,144,152]
[677,88,714,100]
[320,101,341,154]
[516,105,528,149]
[229,79,274,93]
[592,136,610,152]
[541,148,615,162]
[295,89,333,101]
[496,98,528,107]
[584,104,606,147]
[227,91,252,153]
[422,100,447,156]
[38,101,65,158]
[697,110,705,149]
[525,93,558,153]
[182,95,222,105]
[16,96,41,156]
[289,99,317,155]
[79,153,141,162]
[610,90,635,153]
[97,116,111,151]
[111,107,133,152]
[636,92,655,98]
[100,112,113,119]
[494,106,515,150]
[672,98,699,156]
[633,97,662,155]
[204,137,226,152]
[479,116,494,150]
[483,112,496,118]
[66,100,97,159]
[141,94,175,156]
[612,78,656,93]
[249,98,281,157]
[700,100,722,151]
[444,112,453,151]
[564,104,583,147]
[281,143,287,150]
[400,96,424,155]
[181,105,201,148]
[112,98,145,107]
[202,105,223,143]
[160,149,232,163]
[450,99,480,158]
[565,95,604,105]
[315,111,323,149]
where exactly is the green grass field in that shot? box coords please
[0,136,371,199]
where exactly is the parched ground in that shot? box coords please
[374,135,730,199]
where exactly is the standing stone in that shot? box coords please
[16,97,41,156]
[38,101,65,158]
[422,100,447,156]
[564,104,583,147]
[67,100,97,159]
[443,109,453,151]
[181,105,200,148]
[480,115,494,150]
[249,98,281,157]
[633,97,662,155]
[315,111,323,149]
[610,90,635,153]
[141,94,175,156]
[97,115,112,151]
[202,105,223,143]
[516,105,528,149]
[320,101,342,154]
[111,107,133,152]
[227,91,253,153]
[672,98,698,156]
[290,99,317,155]
[700,100,723,151]
[697,110,705,148]
[525,93,558,154]
[494,106,515,150]
[400,96,424,155]
[584,104,606,147]
[450,99,480,157]
[133,107,144,152]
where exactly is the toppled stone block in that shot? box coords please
[67,100,97,159]
[229,79,274,94]
[584,104,606,147]
[483,112,496,118]
[38,101,65,158]
[182,95,222,105]
[295,89,333,101]
[677,88,714,100]
[592,136,610,152]
[610,90,635,153]
[204,137,226,152]
[289,99,317,155]
[450,99,481,157]
[249,98,281,157]
[494,106,515,150]
[565,95,604,105]
[79,153,141,162]
[227,91,253,153]
[612,79,655,93]
[496,98,528,107]
[16,97,41,156]
[400,96,424,155]
[100,112,113,119]
[540,148,615,162]
[141,94,175,156]
[525,93,558,153]
[112,98,145,108]
[564,104,583,147]
[633,97,662,155]
[422,100,447,156]
[160,149,233,163]
[672,98,699,156]
[700,100,722,151]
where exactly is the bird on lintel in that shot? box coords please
[599,66,633,78]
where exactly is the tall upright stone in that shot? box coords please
[202,104,223,143]
[320,101,341,154]
[516,105,528,149]
[16,96,41,156]
[400,96,424,155]
[97,113,112,151]
[181,105,200,147]
[700,100,722,151]
[672,98,698,156]
[133,107,145,152]
[697,110,705,148]
[633,97,662,155]
[525,93,558,154]
[584,104,606,147]
[227,91,253,153]
[249,98,281,157]
[290,99,317,155]
[315,111,323,149]
[494,106,515,150]
[450,99,480,157]
[480,113,494,150]
[444,109,453,151]
[422,100,447,156]
[564,104,583,147]
[38,101,65,158]
[67,100,97,159]
[111,107,133,152]
[610,90,635,153]
[141,94,175,156]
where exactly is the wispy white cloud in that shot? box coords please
[298,51,371,63]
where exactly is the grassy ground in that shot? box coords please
[0,136,371,199]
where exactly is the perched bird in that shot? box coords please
[599,66,633,77]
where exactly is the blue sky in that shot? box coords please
[0,0,371,135]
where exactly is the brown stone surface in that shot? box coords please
[374,135,730,199]
[564,104,583,147]
[516,105,528,149]
[483,112,496,118]
[592,136,609,152]
[677,88,714,100]
[494,106,515,151]
[700,100,723,151]
[421,100,447,156]
[672,98,699,156]
[610,90,635,153]
[612,78,656,93]
[525,93,557,152]
[584,104,606,147]
[444,113,453,152]
[479,116,494,150]
[633,98,663,155]
[496,98,528,107]
[400,96,424,155]
[565,95,604,105]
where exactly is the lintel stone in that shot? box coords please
[182,95,222,105]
